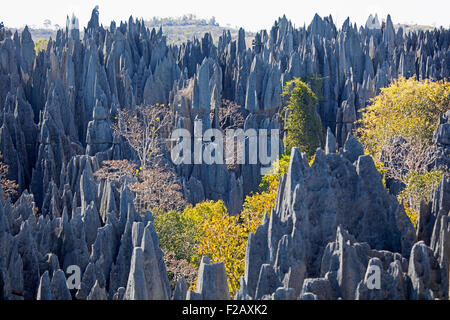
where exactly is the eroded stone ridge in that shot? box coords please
[0,8,449,300]
[238,133,449,300]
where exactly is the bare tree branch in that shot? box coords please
[112,104,174,170]
[381,136,438,181]
[219,99,246,131]
[0,153,18,199]
[94,160,136,182]
[132,164,187,215]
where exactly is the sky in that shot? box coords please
[2,0,449,31]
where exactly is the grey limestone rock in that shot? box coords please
[254,264,281,300]
[356,258,410,300]
[50,270,72,300]
[243,145,416,300]
[172,276,188,300]
[195,256,230,300]
[427,111,450,173]
[87,280,108,300]
[325,127,336,154]
[343,135,365,163]
[124,247,148,300]
[37,271,52,300]
[86,101,113,156]
[140,222,170,300]
[0,8,449,301]
[408,241,447,300]
[76,262,104,300]
[300,275,337,300]
[113,287,126,300]
[186,290,203,300]
[123,222,170,300]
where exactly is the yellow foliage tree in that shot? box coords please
[356,77,450,160]
[34,39,49,54]
[181,155,292,297]
[398,170,443,227]
[196,203,247,296]
[356,77,449,225]
[241,154,291,233]
[180,200,244,296]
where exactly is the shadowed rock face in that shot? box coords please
[427,111,450,174]
[238,132,450,300]
[0,7,449,300]
[0,167,171,300]
[195,256,230,300]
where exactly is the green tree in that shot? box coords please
[282,78,324,157]
[153,209,199,262]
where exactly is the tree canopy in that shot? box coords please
[356,77,450,160]
[282,78,324,157]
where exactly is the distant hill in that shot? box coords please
[144,15,255,45]
[6,14,255,47]
[5,16,439,46]
[152,24,254,46]
[395,23,439,33]
[366,14,439,33]
[7,28,56,41]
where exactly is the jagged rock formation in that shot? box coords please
[426,110,450,173]
[0,166,171,300]
[1,8,448,215]
[0,8,449,300]
[237,133,449,300]
[184,256,230,300]
[366,14,381,30]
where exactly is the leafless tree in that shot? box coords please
[164,250,198,290]
[381,136,438,181]
[112,104,174,170]
[95,159,186,215]
[218,100,247,171]
[218,99,246,131]
[132,165,186,215]
[99,103,186,214]
[94,160,137,182]
[0,153,18,199]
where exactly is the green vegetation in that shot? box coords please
[153,155,291,297]
[282,78,324,157]
[398,170,444,227]
[98,74,449,298]
[151,77,328,297]
[356,77,450,225]
[153,209,199,263]
[356,77,450,159]
[34,39,49,54]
